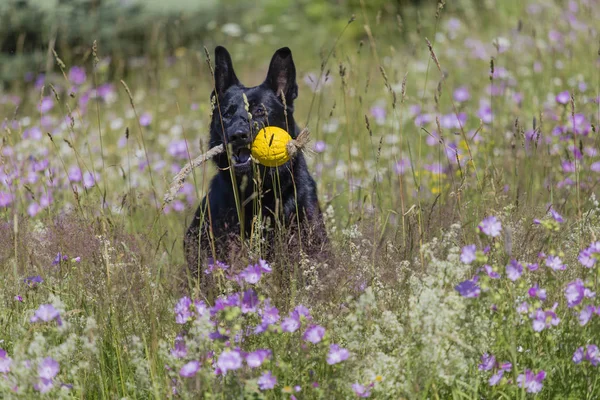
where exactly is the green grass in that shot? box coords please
[1,0,600,398]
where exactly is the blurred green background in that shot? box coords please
[0,0,499,85]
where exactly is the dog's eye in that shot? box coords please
[223,106,236,118]
[254,106,266,116]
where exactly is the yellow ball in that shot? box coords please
[251,126,293,167]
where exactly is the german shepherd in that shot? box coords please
[184,46,327,292]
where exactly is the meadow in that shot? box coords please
[1,0,600,398]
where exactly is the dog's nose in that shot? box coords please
[229,129,250,143]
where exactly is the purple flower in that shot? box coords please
[217,349,243,374]
[517,369,545,393]
[565,280,585,308]
[314,140,327,153]
[179,361,200,378]
[517,301,529,314]
[531,307,560,332]
[31,304,62,325]
[585,345,600,366]
[35,378,54,393]
[294,305,312,320]
[139,112,153,127]
[327,344,350,365]
[352,382,371,397]
[478,216,502,237]
[506,259,523,281]
[68,66,87,85]
[239,264,262,284]
[260,301,280,326]
[38,357,59,380]
[549,208,563,223]
[281,315,301,333]
[38,97,54,113]
[579,306,595,326]
[171,337,187,359]
[489,370,503,386]
[455,279,480,298]
[174,296,193,324]
[204,259,229,275]
[0,349,12,373]
[453,86,470,102]
[258,371,277,390]
[0,191,13,207]
[460,245,477,264]
[545,255,566,271]
[573,347,584,364]
[478,353,496,371]
[578,249,596,268]
[528,284,547,301]
[556,90,570,105]
[257,259,272,273]
[246,349,271,368]
[83,172,96,188]
[303,325,326,344]
[194,299,208,317]
[483,265,500,279]
[24,275,43,287]
[241,289,259,314]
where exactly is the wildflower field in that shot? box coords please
[1,0,600,398]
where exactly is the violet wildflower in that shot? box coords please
[545,255,566,271]
[171,337,187,359]
[281,315,301,333]
[528,284,547,301]
[549,208,563,222]
[578,248,596,268]
[241,289,259,314]
[517,369,545,393]
[239,264,262,284]
[31,304,62,325]
[579,306,595,326]
[585,345,600,366]
[174,296,193,324]
[478,353,495,371]
[506,259,523,281]
[517,302,529,314]
[352,382,371,397]
[489,370,503,386]
[565,279,585,308]
[531,307,560,332]
[139,112,153,126]
[556,90,570,105]
[327,344,350,365]
[453,86,470,102]
[194,299,208,317]
[478,216,502,237]
[179,361,200,378]
[294,305,312,320]
[527,263,539,271]
[24,275,43,287]
[585,288,596,299]
[68,66,87,85]
[246,349,271,368]
[217,349,243,374]
[455,279,480,298]
[314,141,327,153]
[14,295,23,302]
[260,301,280,326]
[303,325,326,344]
[0,349,12,373]
[257,259,272,273]
[460,245,477,264]
[35,357,59,393]
[573,347,584,364]
[483,265,500,279]
[258,371,277,390]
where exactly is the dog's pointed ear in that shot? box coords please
[264,47,298,103]
[213,46,239,97]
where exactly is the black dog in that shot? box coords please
[184,46,327,287]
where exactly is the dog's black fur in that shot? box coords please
[184,46,327,286]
